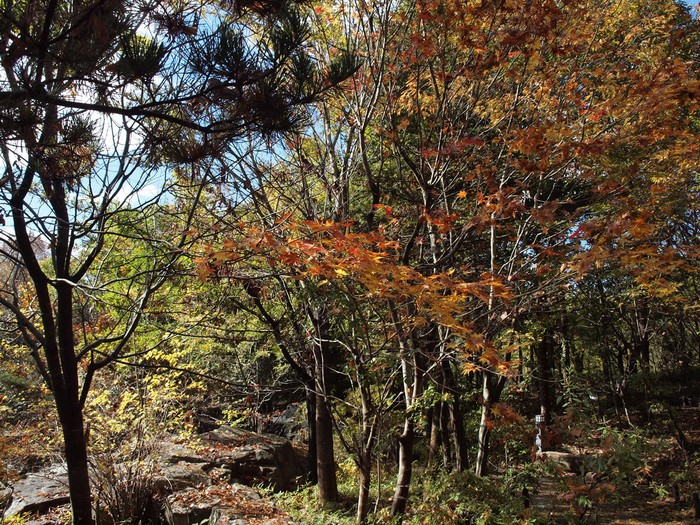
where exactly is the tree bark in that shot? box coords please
[59,403,92,525]
[310,308,338,503]
[306,388,318,484]
[390,420,414,517]
[475,363,509,477]
[388,301,423,518]
[427,406,439,468]
[537,330,555,432]
[55,249,94,525]
[475,373,492,478]
[441,359,468,472]
[439,400,453,470]
[315,391,338,503]
[356,452,372,524]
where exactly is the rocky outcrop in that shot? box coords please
[154,461,212,493]
[164,483,297,525]
[155,427,307,492]
[2,464,70,518]
[164,484,265,525]
[263,405,305,442]
[536,451,593,474]
[3,427,306,522]
[0,482,13,513]
[196,427,307,491]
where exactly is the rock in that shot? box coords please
[3,464,70,518]
[263,405,304,441]
[157,439,212,466]
[165,488,224,525]
[198,427,307,491]
[154,461,212,493]
[153,438,216,493]
[0,482,12,513]
[536,451,591,474]
[156,429,307,491]
[164,484,261,525]
[208,467,234,484]
[3,429,305,523]
[200,427,288,447]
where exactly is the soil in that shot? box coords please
[532,476,698,524]
[532,406,700,524]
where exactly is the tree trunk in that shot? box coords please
[59,403,93,525]
[439,400,453,470]
[427,407,439,468]
[12,172,95,525]
[353,373,379,524]
[475,366,508,477]
[475,389,491,477]
[356,452,372,524]
[388,302,423,518]
[55,283,93,525]
[390,420,414,517]
[451,399,469,472]
[306,388,318,484]
[316,392,337,503]
[309,306,338,503]
[442,359,468,472]
[536,330,556,447]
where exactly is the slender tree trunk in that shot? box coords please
[306,388,318,484]
[316,392,337,503]
[355,376,378,524]
[59,403,92,525]
[310,308,338,503]
[357,452,372,524]
[439,401,453,470]
[475,356,510,477]
[13,204,95,525]
[427,406,439,468]
[441,359,468,472]
[391,419,414,517]
[56,281,93,525]
[537,330,555,430]
[451,400,469,472]
[475,373,492,477]
[388,302,423,519]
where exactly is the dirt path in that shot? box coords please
[532,476,697,524]
[596,493,694,524]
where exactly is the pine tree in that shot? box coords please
[0,0,354,522]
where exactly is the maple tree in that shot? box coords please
[201,0,700,519]
[200,218,500,517]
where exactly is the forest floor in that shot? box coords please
[533,406,700,524]
[3,408,699,525]
[532,476,696,524]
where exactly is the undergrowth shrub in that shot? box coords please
[397,470,531,525]
[0,341,58,479]
[273,466,544,525]
[271,483,355,525]
[90,434,159,525]
[85,369,180,525]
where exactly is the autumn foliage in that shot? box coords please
[1,0,700,523]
